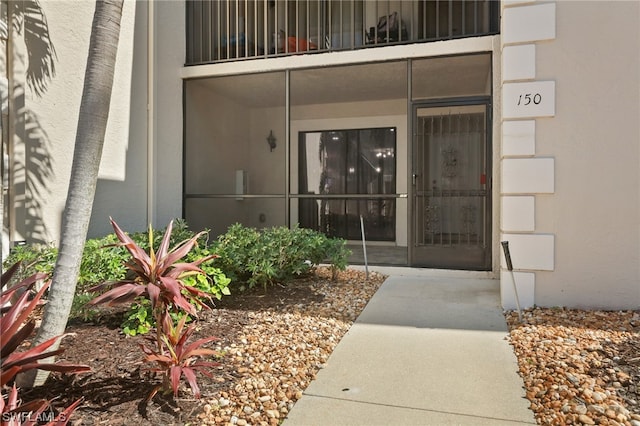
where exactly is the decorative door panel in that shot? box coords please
[412,103,491,270]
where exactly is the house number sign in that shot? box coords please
[503,81,555,119]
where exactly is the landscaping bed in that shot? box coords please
[507,308,640,425]
[21,267,386,425]
[18,268,640,426]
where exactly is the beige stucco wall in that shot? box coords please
[18,0,144,241]
[150,0,185,229]
[11,0,184,243]
[534,1,640,308]
[87,0,149,237]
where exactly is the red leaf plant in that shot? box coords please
[1,263,89,425]
[89,218,220,399]
[140,312,220,400]
[1,384,83,426]
[89,218,217,317]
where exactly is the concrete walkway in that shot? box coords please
[284,269,536,425]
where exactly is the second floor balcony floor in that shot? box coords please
[186,0,500,66]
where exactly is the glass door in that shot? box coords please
[411,102,491,270]
[298,127,396,241]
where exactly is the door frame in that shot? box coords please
[408,96,493,270]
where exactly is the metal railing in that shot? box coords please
[186,0,500,65]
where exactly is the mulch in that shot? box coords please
[18,268,383,425]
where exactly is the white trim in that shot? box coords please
[501,196,535,232]
[502,44,536,81]
[502,120,536,157]
[502,3,556,45]
[180,36,497,80]
[500,233,555,271]
[501,157,555,194]
[500,270,535,310]
[147,0,155,227]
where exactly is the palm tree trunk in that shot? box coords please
[26,0,124,387]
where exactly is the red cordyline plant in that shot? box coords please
[1,384,83,426]
[89,218,217,317]
[89,218,220,399]
[140,312,220,400]
[1,263,90,425]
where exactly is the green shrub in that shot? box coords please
[121,299,202,337]
[121,301,153,336]
[78,233,127,292]
[211,223,351,289]
[4,235,128,294]
[322,237,351,279]
[3,220,230,327]
[3,243,58,284]
[210,223,261,285]
[69,291,100,322]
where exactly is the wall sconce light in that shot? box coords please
[266,130,277,152]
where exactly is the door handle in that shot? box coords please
[412,173,418,185]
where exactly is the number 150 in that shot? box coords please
[517,93,542,106]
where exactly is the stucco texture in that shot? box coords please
[533,1,640,309]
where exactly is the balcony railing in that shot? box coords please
[186,1,500,65]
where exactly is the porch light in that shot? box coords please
[266,130,277,151]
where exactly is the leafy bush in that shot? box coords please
[89,219,221,399]
[211,223,351,289]
[5,235,127,292]
[3,220,230,327]
[120,300,201,337]
[209,224,260,286]
[182,246,231,301]
[320,236,351,279]
[121,301,154,336]
[2,244,58,286]
[78,233,126,291]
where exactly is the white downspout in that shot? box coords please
[146,0,155,227]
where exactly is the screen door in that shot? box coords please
[411,102,491,270]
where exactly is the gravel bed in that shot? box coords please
[198,273,640,426]
[195,268,386,425]
[506,308,640,426]
[48,267,639,425]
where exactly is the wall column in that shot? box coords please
[500,1,557,309]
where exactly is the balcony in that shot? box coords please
[186,0,500,65]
